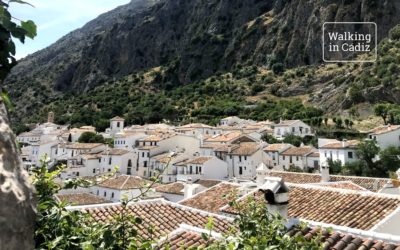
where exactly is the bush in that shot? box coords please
[271,63,285,75]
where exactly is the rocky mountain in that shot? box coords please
[4,0,400,128]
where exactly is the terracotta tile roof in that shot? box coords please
[98,175,149,190]
[200,143,222,149]
[194,179,221,188]
[221,185,400,230]
[229,142,260,156]
[280,146,315,156]
[319,140,360,149]
[263,143,292,152]
[204,131,242,143]
[155,182,184,195]
[82,200,232,239]
[369,125,400,135]
[267,171,322,184]
[311,181,368,191]
[80,154,101,160]
[287,227,400,250]
[185,156,213,165]
[160,229,214,249]
[55,193,111,206]
[179,183,240,213]
[266,171,390,192]
[66,143,104,149]
[101,148,130,156]
[308,152,319,157]
[179,123,213,129]
[330,175,390,192]
[141,135,164,142]
[152,152,174,164]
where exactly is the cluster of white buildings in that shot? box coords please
[17,113,400,202]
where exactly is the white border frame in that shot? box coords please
[322,22,378,63]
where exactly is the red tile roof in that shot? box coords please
[369,125,400,135]
[221,184,400,231]
[287,227,400,250]
[155,182,184,195]
[55,193,111,206]
[179,183,240,213]
[267,171,391,192]
[98,175,149,190]
[82,200,232,239]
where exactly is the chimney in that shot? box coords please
[183,178,195,199]
[256,162,268,185]
[321,165,330,182]
[342,139,348,148]
[259,177,289,219]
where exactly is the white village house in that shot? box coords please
[273,120,313,139]
[368,125,400,150]
[318,139,360,167]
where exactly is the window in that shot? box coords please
[98,159,101,163]
[108,169,111,172]
[127,168,131,175]
[239,156,242,162]
[144,161,147,167]
[282,156,285,160]
[76,172,79,176]
[244,156,247,161]
[189,165,193,174]
[348,152,353,159]
[196,166,198,174]
[104,191,107,197]
[142,152,145,157]
[111,192,114,199]
[199,167,202,174]
[109,157,112,165]
[128,159,132,167]
[97,190,99,195]
[296,156,299,161]
[117,122,120,128]
[324,151,327,157]
[147,152,150,157]
[292,127,295,133]
[289,156,292,164]
[239,167,243,175]
[93,169,96,174]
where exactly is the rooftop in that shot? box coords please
[179,183,240,213]
[66,143,104,150]
[97,175,149,190]
[55,193,110,206]
[101,148,130,156]
[155,182,185,195]
[266,171,391,192]
[204,131,242,143]
[185,156,213,165]
[280,146,315,156]
[369,125,400,135]
[263,143,292,152]
[221,184,400,231]
[76,200,232,239]
[319,140,360,149]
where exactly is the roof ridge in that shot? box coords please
[289,183,400,199]
[120,175,132,189]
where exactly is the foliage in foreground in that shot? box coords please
[32,161,323,249]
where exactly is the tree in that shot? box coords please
[374,103,390,124]
[356,140,380,175]
[78,132,105,143]
[271,63,284,75]
[261,133,278,144]
[378,146,400,176]
[0,0,37,81]
[0,1,37,249]
[327,159,342,174]
[283,134,303,147]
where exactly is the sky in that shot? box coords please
[9,0,130,59]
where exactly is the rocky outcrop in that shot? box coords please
[0,99,36,250]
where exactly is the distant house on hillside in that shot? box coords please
[273,120,313,139]
[318,139,360,167]
[368,125,400,150]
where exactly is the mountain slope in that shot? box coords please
[4,0,400,128]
